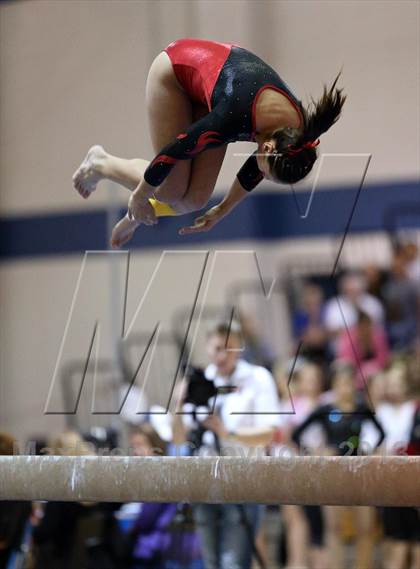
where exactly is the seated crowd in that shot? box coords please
[0,241,419,569]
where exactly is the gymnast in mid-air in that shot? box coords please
[73,38,346,248]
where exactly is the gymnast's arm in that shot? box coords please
[235,150,265,192]
[219,151,264,212]
[179,151,264,235]
[135,107,228,197]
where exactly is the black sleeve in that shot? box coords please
[143,106,228,187]
[236,150,264,192]
[291,406,325,447]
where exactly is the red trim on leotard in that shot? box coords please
[149,155,178,168]
[184,131,223,156]
[251,85,305,140]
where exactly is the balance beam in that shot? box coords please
[0,456,419,506]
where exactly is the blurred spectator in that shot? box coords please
[120,383,149,426]
[292,362,385,456]
[122,425,203,569]
[274,361,327,446]
[363,264,389,304]
[184,321,279,569]
[367,363,418,454]
[337,309,390,389]
[129,423,166,457]
[382,246,419,351]
[273,359,301,420]
[407,350,420,395]
[32,430,99,569]
[84,426,120,453]
[324,272,385,355]
[363,363,420,569]
[273,363,329,569]
[237,310,276,371]
[408,396,420,457]
[0,432,31,569]
[365,371,387,409]
[292,363,385,569]
[382,363,420,569]
[124,425,175,568]
[292,282,329,363]
[398,240,420,284]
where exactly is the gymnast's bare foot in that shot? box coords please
[111,213,139,249]
[72,145,108,199]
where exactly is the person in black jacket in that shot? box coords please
[292,367,385,456]
[292,362,385,569]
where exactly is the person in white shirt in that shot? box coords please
[188,321,281,569]
[362,363,420,569]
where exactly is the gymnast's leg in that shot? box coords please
[72,146,178,218]
[72,144,147,196]
[73,50,227,247]
[109,51,226,248]
[73,50,194,205]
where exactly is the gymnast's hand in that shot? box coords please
[110,184,157,249]
[127,188,157,226]
[179,204,225,235]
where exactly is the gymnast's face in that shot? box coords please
[256,139,278,182]
[207,332,241,377]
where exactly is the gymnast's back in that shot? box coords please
[164,38,304,142]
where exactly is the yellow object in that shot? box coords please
[149,198,177,217]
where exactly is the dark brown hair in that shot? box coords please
[207,320,242,339]
[129,423,167,456]
[268,72,346,184]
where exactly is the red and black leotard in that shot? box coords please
[143,38,305,192]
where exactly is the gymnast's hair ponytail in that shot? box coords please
[301,71,346,144]
[268,72,346,184]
